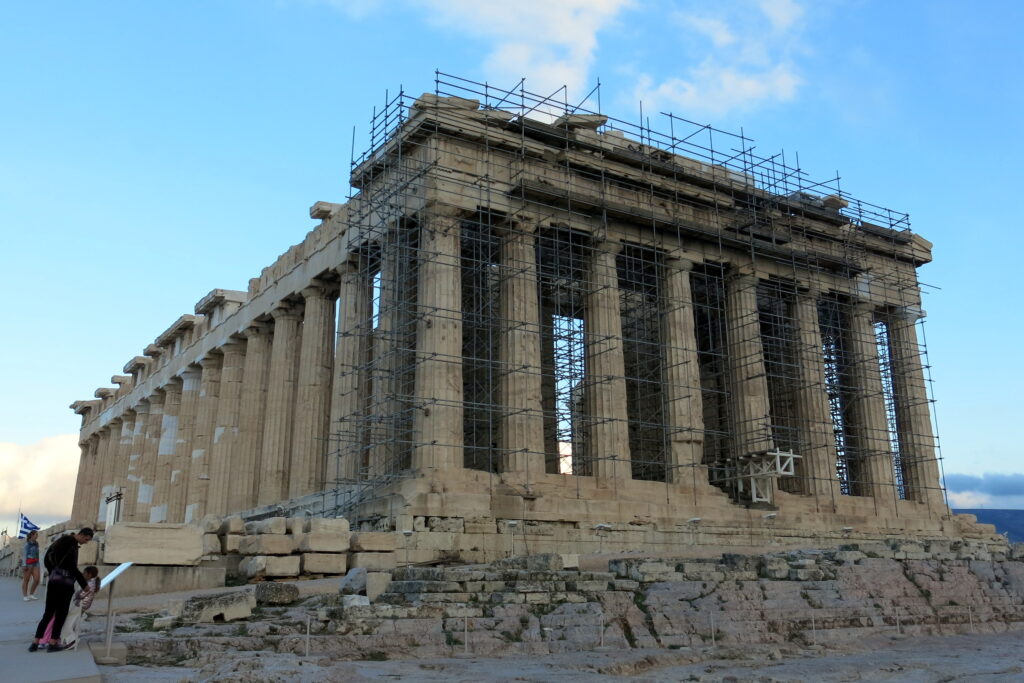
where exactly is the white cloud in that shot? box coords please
[946,490,991,509]
[757,0,804,31]
[636,0,808,118]
[0,434,79,528]
[414,0,631,99]
[635,61,801,118]
[679,15,736,48]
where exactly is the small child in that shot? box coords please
[40,566,99,650]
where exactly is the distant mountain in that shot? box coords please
[954,509,1024,542]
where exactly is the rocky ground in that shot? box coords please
[98,631,1024,682]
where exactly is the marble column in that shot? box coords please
[70,441,91,523]
[661,256,705,484]
[112,410,136,523]
[208,340,246,515]
[230,324,270,512]
[725,271,774,457]
[498,224,545,475]
[411,212,464,472]
[792,291,840,501]
[329,261,371,482]
[369,241,399,477]
[169,366,201,523]
[845,301,895,500]
[95,421,120,523]
[123,400,149,521]
[186,354,222,522]
[135,390,166,522]
[258,305,301,505]
[583,239,631,481]
[888,309,944,508]
[290,285,336,498]
[150,380,182,522]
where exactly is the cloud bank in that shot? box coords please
[946,472,1024,510]
[0,434,79,532]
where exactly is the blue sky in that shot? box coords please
[2,0,1022,532]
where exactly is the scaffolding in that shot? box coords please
[323,71,944,521]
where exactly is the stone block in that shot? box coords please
[342,594,370,608]
[560,553,580,569]
[349,532,396,552]
[220,515,244,535]
[255,581,300,605]
[244,517,287,535]
[239,534,294,556]
[180,589,255,623]
[78,542,98,565]
[298,532,350,553]
[308,517,351,535]
[339,567,368,595]
[104,523,203,566]
[239,555,301,579]
[221,535,242,554]
[202,533,221,555]
[302,553,348,575]
[367,572,392,601]
[286,517,305,536]
[350,551,397,571]
[199,515,222,533]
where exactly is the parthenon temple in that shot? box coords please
[69,74,966,557]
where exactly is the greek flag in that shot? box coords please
[17,514,39,539]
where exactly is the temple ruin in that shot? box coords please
[68,73,968,560]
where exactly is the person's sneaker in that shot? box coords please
[46,643,67,653]
[27,643,39,652]
[22,596,30,602]
[28,594,39,600]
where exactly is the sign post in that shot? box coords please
[94,562,132,665]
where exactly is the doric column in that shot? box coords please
[792,291,840,501]
[230,325,270,512]
[845,301,895,500]
[725,271,773,457]
[258,305,301,505]
[95,421,120,523]
[888,308,944,508]
[329,260,371,482]
[186,354,222,522]
[369,242,400,477]
[111,410,136,523]
[70,441,92,523]
[79,436,100,523]
[123,400,149,521]
[290,284,336,498]
[583,239,631,481]
[207,340,246,515]
[134,390,166,522]
[150,380,182,522]
[498,224,545,475]
[411,212,464,472]
[662,256,705,484]
[168,366,201,523]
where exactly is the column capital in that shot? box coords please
[891,305,925,322]
[242,322,271,339]
[148,389,167,405]
[270,304,302,322]
[300,282,333,301]
[161,376,184,391]
[219,339,247,355]
[176,364,202,381]
[663,253,698,271]
[197,353,222,369]
[594,237,623,255]
[133,399,151,414]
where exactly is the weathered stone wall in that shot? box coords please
[118,541,1024,665]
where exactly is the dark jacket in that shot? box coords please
[44,534,87,589]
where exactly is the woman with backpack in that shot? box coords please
[28,528,94,653]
